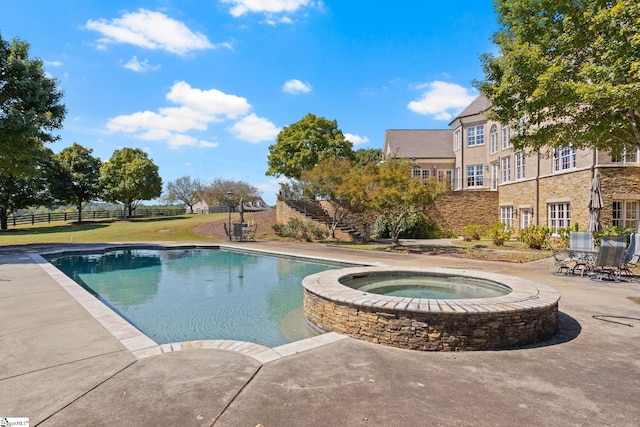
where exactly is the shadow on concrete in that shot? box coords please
[512,311,581,350]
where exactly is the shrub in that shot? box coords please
[488,222,511,246]
[271,218,328,241]
[372,212,442,239]
[460,224,485,241]
[519,224,550,249]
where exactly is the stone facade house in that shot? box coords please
[394,95,640,233]
[383,129,455,187]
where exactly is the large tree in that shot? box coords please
[475,0,640,154]
[266,113,354,179]
[353,159,444,247]
[300,157,353,238]
[0,35,66,178]
[0,150,55,230]
[52,143,102,223]
[99,148,162,219]
[199,178,261,212]
[165,176,203,214]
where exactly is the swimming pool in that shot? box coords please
[46,247,343,347]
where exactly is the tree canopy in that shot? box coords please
[165,176,203,214]
[356,159,444,246]
[52,143,102,222]
[300,157,353,238]
[200,178,261,211]
[0,34,66,177]
[266,113,353,179]
[99,148,162,219]
[475,0,640,154]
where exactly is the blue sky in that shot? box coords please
[2,1,497,205]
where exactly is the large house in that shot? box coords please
[386,95,640,233]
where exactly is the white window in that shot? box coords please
[612,201,639,230]
[553,146,577,172]
[455,167,461,190]
[467,126,484,146]
[612,147,639,164]
[501,206,514,228]
[411,166,430,180]
[446,170,453,188]
[490,163,499,190]
[489,125,498,154]
[520,208,531,229]
[517,116,526,136]
[454,130,461,151]
[467,165,484,188]
[548,203,571,233]
[515,152,526,180]
[501,156,511,183]
[502,124,510,149]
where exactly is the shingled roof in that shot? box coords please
[383,129,454,159]
[450,95,492,124]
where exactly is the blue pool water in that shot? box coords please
[46,248,342,347]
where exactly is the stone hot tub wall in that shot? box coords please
[302,267,560,352]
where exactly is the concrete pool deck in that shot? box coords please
[1,241,639,426]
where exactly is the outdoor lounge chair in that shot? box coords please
[592,235,627,281]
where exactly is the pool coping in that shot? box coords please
[31,243,358,363]
[303,266,562,313]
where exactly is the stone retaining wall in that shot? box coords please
[427,191,499,236]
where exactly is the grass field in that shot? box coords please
[0,214,230,246]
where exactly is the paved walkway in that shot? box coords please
[1,241,639,426]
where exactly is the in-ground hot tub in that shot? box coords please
[302,266,560,351]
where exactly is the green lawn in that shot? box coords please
[0,214,228,246]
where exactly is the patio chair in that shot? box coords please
[549,242,576,276]
[621,233,640,277]
[591,235,627,282]
[568,231,596,276]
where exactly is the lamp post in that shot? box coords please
[227,190,233,241]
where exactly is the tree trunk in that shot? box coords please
[77,202,83,223]
[0,208,8,230]
[123,202,128,221]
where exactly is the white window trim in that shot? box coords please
[467,126,485,147]
[515,152,525,180]
[490,125,498,154]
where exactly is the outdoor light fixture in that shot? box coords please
[227,190,233,241]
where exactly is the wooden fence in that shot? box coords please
[8,207,185,227]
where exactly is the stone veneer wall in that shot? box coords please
[492,166,640,231]
[597,166,640,227]
[538,168,592,230]
[427,191,499,236]
[304,290,559,351]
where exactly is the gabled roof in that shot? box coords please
[383,129,454,159]
[449,95,492,124]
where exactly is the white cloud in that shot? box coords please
[106,82,255,148]
[44,60,63,67]
[123,56,160,72]
[229,113,280,143]
[221,0,315,17]
[85,9,227,55]
[282,79,312,94]
[344,133,369,146]
[407,81,477,121]
[105,81,259,149]
[167,81,251,119]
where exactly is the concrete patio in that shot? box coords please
[1,241,639,426]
